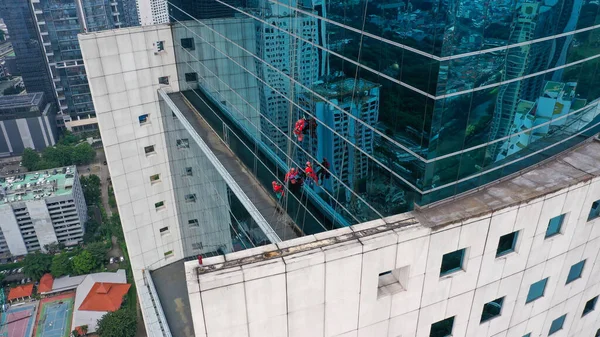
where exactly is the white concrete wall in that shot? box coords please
[0,204,27,256]
[27,200,59,251]
[186,176,600,337]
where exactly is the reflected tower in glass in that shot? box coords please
[168,0,600,224]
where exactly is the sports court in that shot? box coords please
[33,293,75,337]
[0,304,36,337]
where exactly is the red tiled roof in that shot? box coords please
[38,273,54,293]
[7,284,34,301]
[78,282,131,312]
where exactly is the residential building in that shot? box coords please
[79,0,600,333]
[0,1,56,104]
[0,166,87,257]
[136,0,169,25]
[0,92,58,156]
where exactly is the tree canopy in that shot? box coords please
[23,252,52,281]
[86,241,109,264]
[22,148,41,171]
[80,174,101,206]
[96,309,137,337]
[51,253,73,278]
[72,250,97,275]
[19,141,96,171]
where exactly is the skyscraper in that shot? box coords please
[0,1,56,104]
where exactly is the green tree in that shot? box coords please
[58,131,79,146]
[50,253,73,278]
[43,242,63,254]
[42,145,71,167]
[3,86,22,95]
[0,272,5,285]
[22,148,41,170]
[71,143,96,165]
[72,250,97,275]
[96,309,137,337]
[0,29,5,42]
[86,241,109,264]
[80,174,101,206]
[23,252,52,281]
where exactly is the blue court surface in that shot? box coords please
[36,300,72,337]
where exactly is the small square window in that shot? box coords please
[566,260,586,284]
[480,297,504,323]
[496,231,519,257]
[181,37,195,50]
[549,314,566,335]
[139,114,149,125]
[158,76,169,85]
[150,174,160,183]
[588,200,600,221]
[176,138,189,149]
[192,242,203,250]
[526,277,548,303]
[377,266,409,298]
[429,316,454,337]
[144,145,155,155]
[159,226,169,234]
[156,41,164,51]
[163,250,173,257]
[523,333,531,337]
[185,167,193,176]
[596,328,600,337]
[546,214,565,238]
[440,248,466,276]
[185,193,196,202]
[185,73,197,82]
[154,201,165,210]
[582,296,598,316]
[188,219,199,227]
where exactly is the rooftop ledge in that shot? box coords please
[190,136,600,276]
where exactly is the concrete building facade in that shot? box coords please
[184,140,600,337]
[0,166,87,257]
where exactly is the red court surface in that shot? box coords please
[0,304,36,337]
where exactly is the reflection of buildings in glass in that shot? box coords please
[498,81,585,159]
[256,13,320,155]
[299,78,379,200]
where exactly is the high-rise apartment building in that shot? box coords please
[0,166,87,257]
[79,0,600,335]
[137,0,169,25]
[0,1,56,104]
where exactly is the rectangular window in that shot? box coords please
[546,214,566,238]
[185,73,197,82]
[496,231,519,257]
[185,167,193,176]
[582,296,598,316]
[440,248,466,277]
[158,76,169,85]
[566,260,586,284]
[154,201,165,210]
[163,250,173,257]
[429,316,454,337]
[144,145,155,155]
[188,219,199,227]
[156,41,164,52]
[377,266,409,298]
[138,114,149,125]
[185,194,196,202]
[549,314,566,335]
[526,278,548,303]
[159,226,169,234]
[181,37,195,50]
[523,334,531,337]
[149,174,160,183]
[176,138,189,149]
[480,297,504,323]
[588,200,600,221]
[192,242,203,250]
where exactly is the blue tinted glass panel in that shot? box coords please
[480,297,504,323]
[526,278,548,303]
[589,201,600,221]
[523,334,531,337]
[546,214,565,238]
[429,316,454,337]
[566,260,586,284]
[440,249,465,276]
[549,315,566,335]
[496,231,519,257]
[583,296,598,316]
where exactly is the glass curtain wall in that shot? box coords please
[168,0,600,224]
